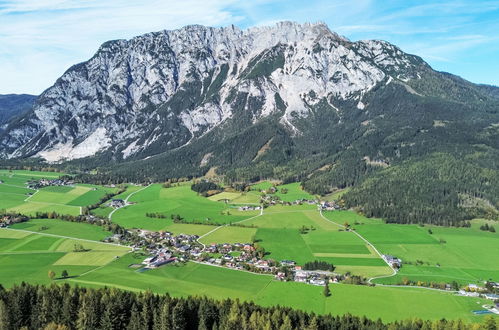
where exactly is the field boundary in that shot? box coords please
[198,206,264,249]
[108,184,152,220]
[0,228,131,249]
[318,209,397,282]
[24,189,39,202]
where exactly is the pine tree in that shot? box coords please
[154,300,171,330]
[172,301,187,330]
[0,299,10,330]
[126,304,141,330]
[323,282,331,297]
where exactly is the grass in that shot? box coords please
[200,226,258,244]
[1,170,120,216]
[323,212,499,285]
[273,182,316,202]
[111,184,259,231]
[61,254,491,323]
[0,228,129,287]
[7,202,81,216]
[9,218,112,241]
[250,181,315,202]
[242,208,392,277]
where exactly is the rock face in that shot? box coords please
[0,22,426,162]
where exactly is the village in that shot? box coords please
[26,178,74,189]
[120,228,340,287]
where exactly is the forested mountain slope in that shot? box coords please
[0,94,36,131]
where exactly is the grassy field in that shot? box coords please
[250,181,315,202]
[322,212,499,285]
[199,226,258,244]
[111,184,260,232]
[200,205,392,278]
[0,227,129,287]
[61,254,491,323]
[1,170,117,216]
[9,218,112,241]
[208,191,261,204]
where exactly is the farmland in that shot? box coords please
[250,181,316,202]
[111,184,260,232]
[0,227,129,288]
[0,170,498,323]
[0,170,118,216]
[61,253,490,323]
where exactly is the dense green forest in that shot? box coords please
[0,283,497,330]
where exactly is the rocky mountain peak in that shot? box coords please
[0,21,425,162]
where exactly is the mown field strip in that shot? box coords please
[198,206,263,248]
[318,209,396,282]
[0,228,130,249]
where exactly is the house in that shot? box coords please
[483,293,499,300]
[467,284,479,290]
[275,272,286,281]
[280,260,296,267]
[294,271,308,283]
[243,244,255,252]
[110,199,125,208]
[382,255,402,268]
[309,278,326,286]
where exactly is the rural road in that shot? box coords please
[197,206,264,250]
[318,209,397,283]
[108,184,152,220]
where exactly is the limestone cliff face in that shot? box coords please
[0,22,425,162]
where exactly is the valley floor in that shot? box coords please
[0,171,498,322]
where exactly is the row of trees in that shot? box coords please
[1,283,497,330]
[303,261,335,272]
[479,223,496,233]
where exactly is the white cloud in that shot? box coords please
[0,0,243,94]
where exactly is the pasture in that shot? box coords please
[9,218,112,241]
[208,191,261,204]
[323,213,499,285]
[250,181,316,202]
[1,170,118,216]
[111,184,260,232]
[0,227,129,287]
[64,254,490,323]
[200,205,392,278]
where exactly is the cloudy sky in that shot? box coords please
[1,0,498,94]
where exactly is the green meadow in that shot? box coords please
[9,218,112,241]
[111,184,259,232]
[62,254,490,323]
[250,181,315,202]
[1,170,497,322]
[208,190,261,204]
[1,170,118,216]
[200,205,393,278]
[321,212,499,285]
[0,227,129,287]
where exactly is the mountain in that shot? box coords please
[0,22,498,225]
[0,94,37,131]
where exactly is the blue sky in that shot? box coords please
[1,0,498,94]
